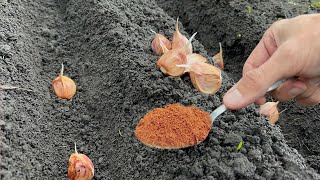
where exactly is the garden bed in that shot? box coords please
[0,0,319,179]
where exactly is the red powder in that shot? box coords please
[135,104,212,149]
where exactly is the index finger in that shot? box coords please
[242,28,278,75]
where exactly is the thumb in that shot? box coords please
[223,43,297,109]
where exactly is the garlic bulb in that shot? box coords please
[177,53,207,73]
[157,49,187,76]
[52,63,76,99]
[259,101,280,125]
[213,42,224,70]
[157,33,197,76]
[172,17,193,55]
[189,61,222,94]
[68,143,94,180]
[176,54,222,94]
[151,30,172,55]
[187,53,207,64]
[159,40,169,54]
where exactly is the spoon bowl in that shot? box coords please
[136,80,286,149]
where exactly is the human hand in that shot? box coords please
[223,14,320,110]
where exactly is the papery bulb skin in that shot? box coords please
[189,61,222,94]
[151,31,172,55]
[259,101,280,125]
[68,152,94,180]
[52,75,76,99]
[157,33,197,77]
[157,49,187,77]
[213,42,224,70]
[172,17,192,55]
[178,53,208,73]
[187,53,207,65]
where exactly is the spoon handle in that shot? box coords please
[267,79,286,92]
[210,79,286,122]
[210,104,227,121]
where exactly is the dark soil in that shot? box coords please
[156,0,320,174]
[0,0,319,179]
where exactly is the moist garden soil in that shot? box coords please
[156,0,320,174]
[0,0,319,179]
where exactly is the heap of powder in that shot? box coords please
[135,104,211,149]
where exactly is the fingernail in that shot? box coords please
[224,89,243,104]
[288,88,304,98]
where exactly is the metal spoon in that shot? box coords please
[136,80,286,149]
[210,80,286,124]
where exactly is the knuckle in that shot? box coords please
[243,69,265,90]
[242,63,252,75]
[296,84,317,99]
[277,43,301,75]
[309,93,320,104]
[271,20,282,29]
[270,19,287,32]
[297,93,320,106]
[280,43,297,58]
